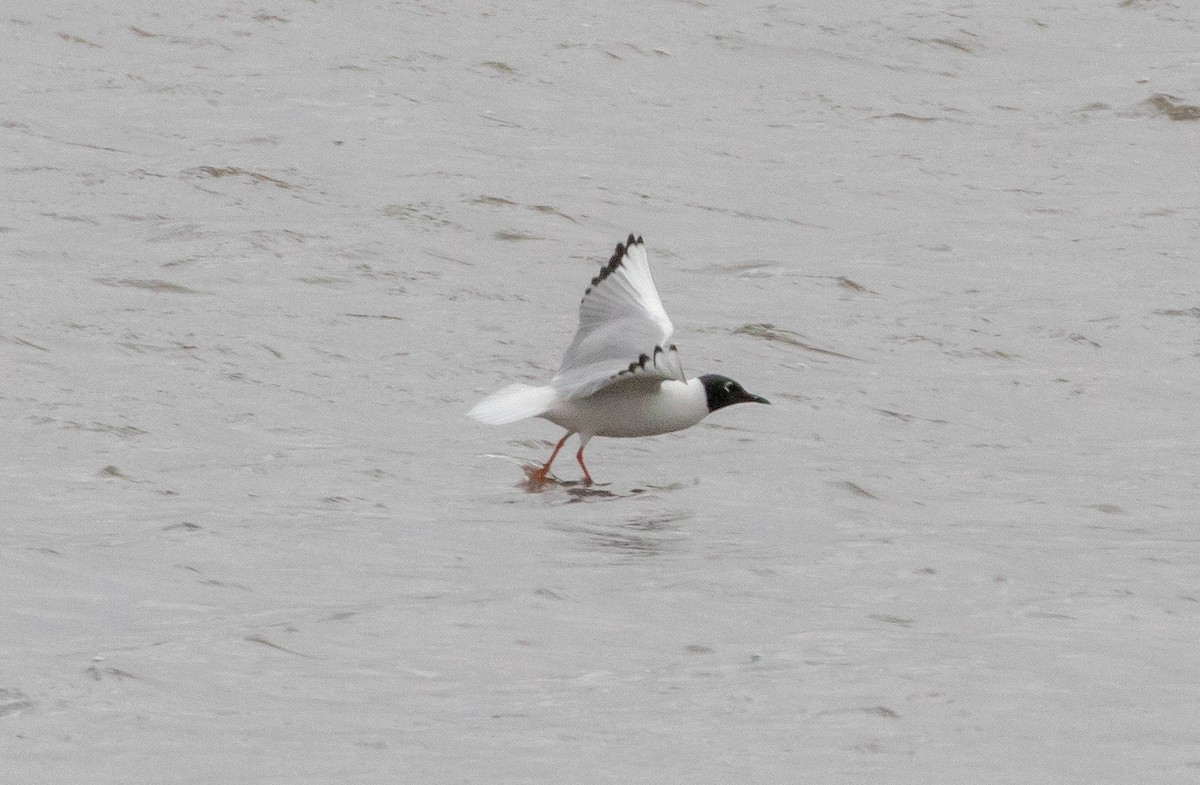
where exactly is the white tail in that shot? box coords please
[468,383,559,425]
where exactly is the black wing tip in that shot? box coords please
[613,346,680,380]
[583,233,645,297]
[617,350,655,377]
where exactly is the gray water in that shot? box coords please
[3,1,1199,782]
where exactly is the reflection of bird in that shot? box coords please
[469,234,769,484]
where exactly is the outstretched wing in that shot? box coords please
[552,234,685,399]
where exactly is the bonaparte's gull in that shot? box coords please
[469,234,768,484]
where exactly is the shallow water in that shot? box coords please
[3,1,1199,782]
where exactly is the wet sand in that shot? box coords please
[3,1,1199,782]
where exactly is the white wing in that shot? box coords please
[552,235,685,400]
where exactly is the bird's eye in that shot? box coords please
[724,382,734,392]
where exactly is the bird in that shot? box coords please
[469,233,769,484]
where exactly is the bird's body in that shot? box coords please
[469,234,768,483]
[543,377,708,438]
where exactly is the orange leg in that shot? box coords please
[529,431,573,483]
[575,435,594,485]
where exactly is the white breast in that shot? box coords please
[542,378,709,438]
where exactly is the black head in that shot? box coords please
[699,374,770,413]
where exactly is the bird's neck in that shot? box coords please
[681,377,712,421]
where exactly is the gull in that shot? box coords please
[469,234,769,484]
